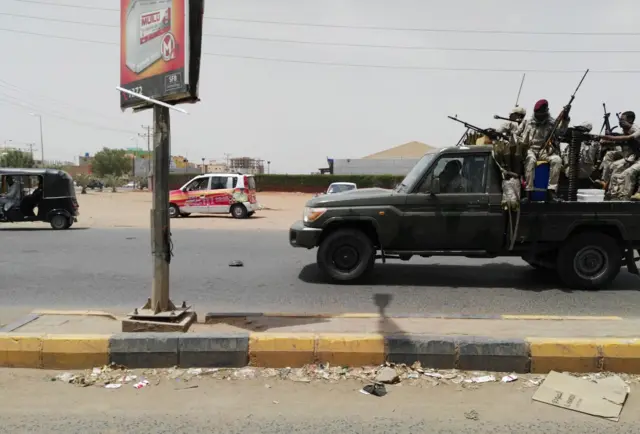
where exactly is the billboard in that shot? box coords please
[120,0,204,110]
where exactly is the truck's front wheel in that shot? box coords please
[317,228,375,282]
[557,232,621,290]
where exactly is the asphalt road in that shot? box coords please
[1,227,640,319]
[1,369,638,433]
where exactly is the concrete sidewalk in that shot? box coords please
[1,310,640,374]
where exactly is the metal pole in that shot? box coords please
[37,116,44,166]
[151,105,171,313]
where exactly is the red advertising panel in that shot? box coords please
[120,0,203,110]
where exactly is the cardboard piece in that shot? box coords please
[532,371,629,422]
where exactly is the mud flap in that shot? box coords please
[625,248,639,275]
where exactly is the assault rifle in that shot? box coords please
[600,103,620,136]
[447,116,510,142]
[541,69,589,153]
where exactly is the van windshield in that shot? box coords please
[395,153,436,193]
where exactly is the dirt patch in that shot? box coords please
[3,191,312,231]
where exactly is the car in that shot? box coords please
[87,179,104,190]
[169,173,259,219]
[289,145,640,290]
[314,182,357,198]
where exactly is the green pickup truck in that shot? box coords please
[289,145,640,290]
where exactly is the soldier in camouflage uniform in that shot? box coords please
[561,121,601,180]
[599,111,640,200]
[493,107,528,176]
[517,99,569,203]
[497,106,527,139]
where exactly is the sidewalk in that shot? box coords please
[1,310,640,374]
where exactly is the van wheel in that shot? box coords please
[231,204,248,219]
[557,232,621,290]
[169,204,180,218]
[50,214,70,230]
[317,228,375,282]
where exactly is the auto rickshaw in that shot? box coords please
[0,168,79,230]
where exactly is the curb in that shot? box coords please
[2,333,640,374]
[204,312,624,321]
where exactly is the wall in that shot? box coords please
[333,158,419,175]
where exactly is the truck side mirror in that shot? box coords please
[431,178,441,195]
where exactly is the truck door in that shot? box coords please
[400,153,492,250]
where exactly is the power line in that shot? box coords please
[0,26,638,74]
[0,94,138,135]
[7,0,640,37]
[2,11,639,53]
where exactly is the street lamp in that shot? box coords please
[267,161,271,175]
[201,158,205,174]
[29,113,44,167]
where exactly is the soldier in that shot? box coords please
[561,121,601,181]
[518,99,569,203]
[599,111,640,199]
[497,106,527,140]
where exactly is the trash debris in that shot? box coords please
[104,384,122,389]
[424,372,443,379]
[501,374,518,383]
[273,400,279,404]
[407,372,420,380]
[375,367,399,384]
[133,380,149,389]
[465,375,496,384]
[229,260,244,267]
[56,372,76,383]
[532,371,629,422]
[464,410,479,421]
[361,383,387,397]
[187,368,203,376]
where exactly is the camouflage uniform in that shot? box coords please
[600,147,624,183]
[495,107,527,176]
[518,114,567,192]
[617,125,640,199]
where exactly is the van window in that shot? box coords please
[247,177,256,190]
[228,176,238,189]
[209,176,227,190]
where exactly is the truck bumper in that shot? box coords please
[289,220,322,249]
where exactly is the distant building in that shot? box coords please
[203,160,229,173]
[330,141,438,175]
[229,157,265,175]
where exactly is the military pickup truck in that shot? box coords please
[289,145,640,290]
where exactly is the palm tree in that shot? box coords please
[104,174,120,193]
[75,174,90,194]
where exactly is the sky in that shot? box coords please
[1,0,639,174]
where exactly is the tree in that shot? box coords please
[75,174,90,194]
[91,147,132,178]
[104,174,120,193]
[0,150,35,168]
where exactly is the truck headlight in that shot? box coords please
[303,207,327,223]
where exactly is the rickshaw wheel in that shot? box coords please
[50,214,70,230]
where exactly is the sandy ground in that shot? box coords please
[4,190,311,231]
[0,368,638,433]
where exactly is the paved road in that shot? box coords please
[1,228,640,320]
[0,369,637,433]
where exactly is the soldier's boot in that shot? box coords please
[520,191,532,205]
[547,189,563,203]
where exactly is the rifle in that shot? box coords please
[541,69,589,152]
[600,103,620,135]
[494,115,512,122]
[448,116,510,142]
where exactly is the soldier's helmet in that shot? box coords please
[510,106,526,116]
[578,121,593,132]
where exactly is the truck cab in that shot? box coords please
[289,146,640,290]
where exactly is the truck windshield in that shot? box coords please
[395,153,436,193]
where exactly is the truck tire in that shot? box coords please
[556,232,622,290]
[317,228,375,282]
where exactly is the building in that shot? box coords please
[229,157,265,175]
[202,160,229,173]
[330,141,438,175]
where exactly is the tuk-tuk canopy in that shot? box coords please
[0,168,75,198]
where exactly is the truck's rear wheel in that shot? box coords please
[317,228,375,282]
[557,232,621,290]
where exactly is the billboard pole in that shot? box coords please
[151,105,171,313]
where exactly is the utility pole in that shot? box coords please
[140,125,153,177]
[30,113,44,166]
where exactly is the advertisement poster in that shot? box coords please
[120,0,195,110]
